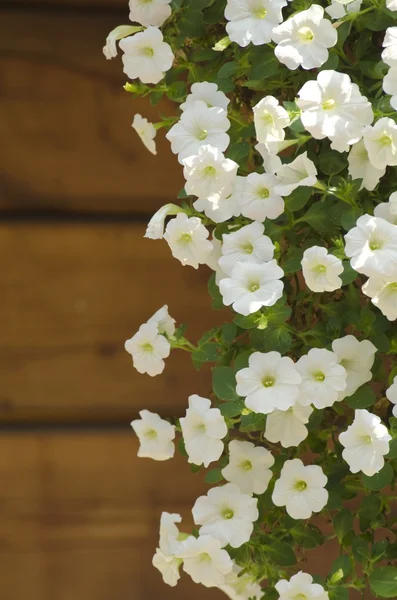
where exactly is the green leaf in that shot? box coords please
[386,438,397,459]
[299,201,335,234]
[208,273,224,310]
[219,399,244,418]
[265,541,297,566]
[192,342,218,363]
[251,326,292,354]
[240,412,266,432]
[204,468,223,484]
[329,589,349,600]
[166,80,187,102]
[285,187,312,212]
[369,567,397,598]
[233,313,258,329]
[221,323,237,344]
[358,495,381,531]
[212,366,239,401]
[372,540,389,562]
[362,463,394,491]
[233,350,252,372]
[248,49,279,80]
[340,261,357,286]
[341,206,363,232]
[319,148,347,176]
[333,509,354,544]
[352,537,370,564]
[344,385,376,409]
[358,11,395,31]
[217,61,238,79]
[328,555,352,583]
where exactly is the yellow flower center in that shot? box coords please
[299,27,314,42]
[142,46,154,57]
[241,460,253,471]
[145,428,157,439]
[259,187,270,199]
[295,480,308,491]
[179,233,192,244]
[262,376,275,388]
[142,343,153,352]
[222,508,234,519]
[204,165,217,176]
[314,264,327,273]
[249,282,260,292]
[253,7,267,18]
[243,243,254,254]
[314,371,325,382]
[379,133,392,146]
[361,435,373,445]
[322,99,336,111]
[198,129,208,141]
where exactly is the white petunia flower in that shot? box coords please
[332,335,376,398]
[238,172,285,221]
[119,27,174,84]
[144,204,184,240]
[272,458,328,519]
[180,395,227,467]
[152,551,182,587]
[348,139,386,191]
[387,0,397,11]
[382,27,397,68]
[221,440,275,495]
[205,237,228,285]
[179,535,233,587]
[276,572,329,600]
[183,145,238,204]
[180,82,230,112]
[166,101,230,164]
[152,512,183,586]
[374,202,397,225]
[219,260,284,316]
[129,0,172,27]
[164,213,213,269]
[253,96,290,143]
[326,0,361,20]
[390,191,397,215]
[275,152,317,195]
[131,410,175,460]
[255,142,283,174]
[236,351,302,414]
[103,24,142,60]
[265,404,313,448]
[192,483,259,548]
[339,409,391,476]
[386,376,397,417]
[383,67,397,111]
[194,194,242,224]
[363,117,397,169]
[218,222,275,277]
[296,348,347,409]
[301,246,344,292]
[344,214,397,278]
[273,5,337,71]
[296,70,373,153]
[362,277,397,321]
[146,304,176,336]
[219,563,263,600]
[125,322,170,376]
[225,0,286,47]
[132,113,157,155]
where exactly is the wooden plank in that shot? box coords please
[0,222,229,422]
[0,9,183,213]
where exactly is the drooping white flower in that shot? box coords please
[144,204,184,240]
[236,351,301,414]
[103,24,142,60]
[374,202,397,225]
[386,0,397,11]
[146,305,176,336]
[383,67,397,111]
[219,563,263,600]
[182,145,238,204]
[301,246,344,293]
[382,27,397,68]
[225,0,286,47]
[192,483,259,548]
[265,404,313,448]
[238,172,285,221]
[275,572,329,600]
[390,191,397,215]
[125,322,170,376]
[326,0,361,20]
[194,193,242,224]
[119,27,174,84]
[296,348,347,409]
[362,277,397,321]
[132,113,157,154]
[348,139,386,191]
[339,409,391,476]
[255,142,283,174]
[296,70,373,153]
[273,5,337,71]
[363,117,397,169]
[221,440,274,495]
[205,237,228,285]
[219,260,284,316]
[218,222,275,277]
[331,335,376,398]
[386,376,397,417]
[253,96,290,143]
[129,0,172,27]
[131,410,175,460]
[163,213,213,269]
[275,152,317,195]
[178,535,233,587]
[180,82,230,112]
[272,458,328,519]
[166,101,230,163]
[180,395,227,467]
[152,551,182,587]
[152,512,183,586]
[344,214,397,278]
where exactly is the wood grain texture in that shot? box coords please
[0,9,183,213]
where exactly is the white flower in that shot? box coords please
[146,305,176,336]
[382,27,397,68]
[218,222,275,277]
[131,410,175,460]
[238,172,285,221]
[276,572,329,600]
[182,145,238,204]
[219,260,284,316]
[296,70,373,153]
[331,335,376,398]
[144,204,184,240]
[387,0,397,11]
[275,152,317,195]
[205,237,228,284]
[363,117,397,169]
[152,551,181,586]
[348,139,385,191]
[272,458,328,519]
[253,96,290,143]
[301,246,344,292]
[221,440,275,495]
[180,82,230,112]
[339,409,391,476]
[179,535,233,587]
[163,213,213,269]
[383,67,397,110]
[219,563,263,600]
[386,376,397,417]
[225,0,286,48]
[132,113,157,155]
[194,194,242,224]
[119,27,174,84]
[152,512,183,586]
[236,351,302,414]
[374,202,397,225]
[129,0,172,27]
[125,322,170,376]
[296,348,347,409]
[344,214,397,278]
[255,142,283,174]
[362,277,397,321]
[273,5,337,71]
[192,483,259,548]
[180,395,227,467]
[166,101,230,163]
[326,0,361,20]
[265,404,313,448]
[103,24,142,60]
[390,191,397,215]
